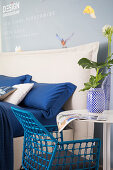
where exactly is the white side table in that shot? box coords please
[57,109,113,170]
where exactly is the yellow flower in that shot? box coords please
[83,6,96,19]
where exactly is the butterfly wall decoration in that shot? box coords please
[56,33,74,48]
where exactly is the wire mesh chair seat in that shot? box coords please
[11,107,101,170]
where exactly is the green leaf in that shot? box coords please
[78,53,113,92]
[107,55,111,62]
[89,75,95,83]
[79,72,108,92]
[78,58,98,69]
[89,75,100,88]
[108,59,113,65]
[96,73,104,82]
[97,62,108,69]
[79,82,91,91]
[80,75,99,91]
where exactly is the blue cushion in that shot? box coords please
[22,82,77,118]
[0,75,32,86]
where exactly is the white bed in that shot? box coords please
[0,41,99,170]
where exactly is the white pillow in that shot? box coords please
[4,83,34,105]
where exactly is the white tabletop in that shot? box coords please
[59,109,113,124]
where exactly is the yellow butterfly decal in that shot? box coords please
[83,6,96,19]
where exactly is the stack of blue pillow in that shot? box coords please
[0,74,77,118]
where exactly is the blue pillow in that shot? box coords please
[0,75,32,86]
[22,82,77,119]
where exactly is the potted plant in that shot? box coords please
[78,25,113,113]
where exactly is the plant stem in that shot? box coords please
[110,37,111,57]
[108,36,111,60]
[108,38,110,58]
[96,68,99,82]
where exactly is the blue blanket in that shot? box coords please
[0,102,57,170]
[0,102,14,170]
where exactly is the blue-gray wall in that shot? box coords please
[1,0,113,52]
[1,0,113,167]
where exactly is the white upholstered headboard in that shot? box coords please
[0,42,99,170]
[0,42,99,110]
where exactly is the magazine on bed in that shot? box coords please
[57,111,107,132]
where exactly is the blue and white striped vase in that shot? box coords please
[87,88,105,113]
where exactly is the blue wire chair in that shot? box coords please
[11,107,101,170]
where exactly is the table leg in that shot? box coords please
[106,123,111,170]
[103,123,111,170]
[103,123,107,170]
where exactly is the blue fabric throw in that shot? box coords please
[0,102,13,170]
[0,102,59,170]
